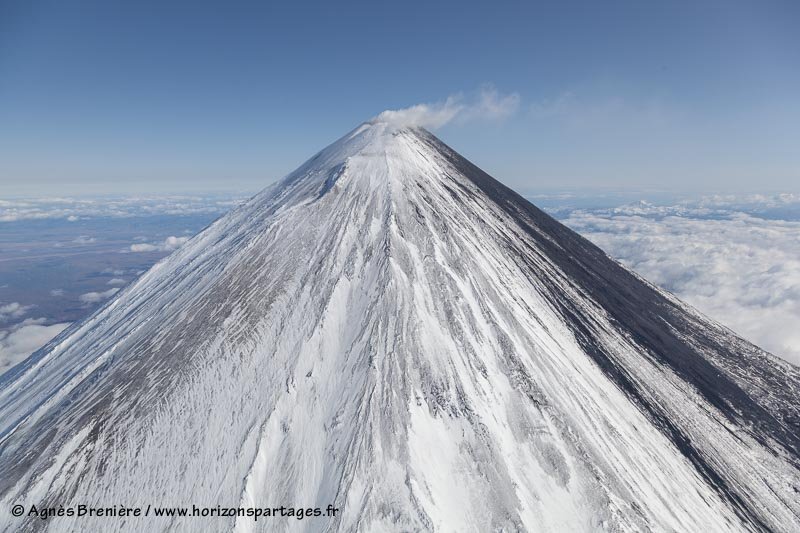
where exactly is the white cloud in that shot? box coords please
[0,321,70,375]
[107,278,126,286]
[129,243,159,252]
[129,235,189,253]
[50,289,65,296]
[559,204,800,365]
[73,235,96,244]
[79,288,119,304]
[163,236,189,250]
[0,302,33,322]
[372,85,520,130]
[0,194,249,223]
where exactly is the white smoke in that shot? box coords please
[372,85,520,130]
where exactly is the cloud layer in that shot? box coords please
[0,194,248,223]
[556,199,800,365]
[373,85,520,130]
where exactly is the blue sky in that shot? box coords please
[1,0,798,195]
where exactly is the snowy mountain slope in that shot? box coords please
[0,122,798,532]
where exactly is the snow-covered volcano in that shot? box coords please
[1,122,799,532]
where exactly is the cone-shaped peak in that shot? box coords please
[261,120,445,209]
[1,119,798,532]
[322,119,429,157]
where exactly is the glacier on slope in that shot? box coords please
[0,122,799,532]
